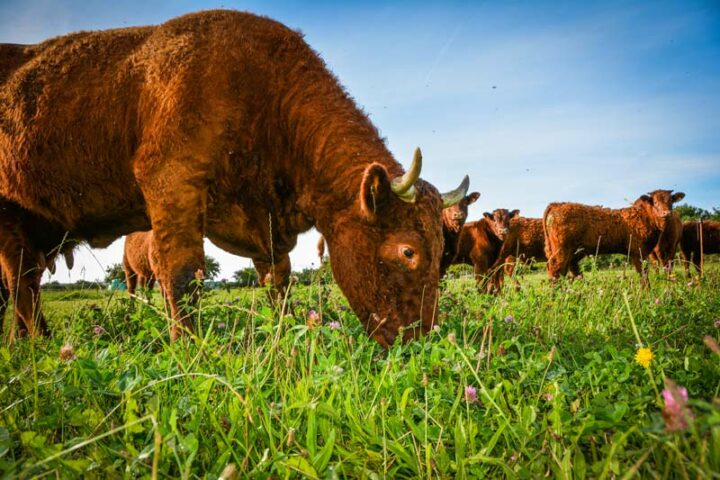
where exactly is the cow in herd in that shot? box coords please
[0,11,715,346]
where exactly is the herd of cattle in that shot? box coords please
[318,189,717,293]
[0,11,717,347]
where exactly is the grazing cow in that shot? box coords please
[544,190,685,284]
[680,220,720,276]
[648,211,683,273]
[123,231,158,294]
[0,11,468,346]
[451,209,515,291]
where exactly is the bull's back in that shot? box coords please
[0,43,36,85]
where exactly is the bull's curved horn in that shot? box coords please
[441,175,470,208]
[391,147,422,203]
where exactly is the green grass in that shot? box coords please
[1,264,719,478]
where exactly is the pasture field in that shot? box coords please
[1,263,719,478]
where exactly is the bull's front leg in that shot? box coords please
[140,171,208,342]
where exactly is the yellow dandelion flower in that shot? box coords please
[635,347,654,368]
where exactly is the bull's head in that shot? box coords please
[326,148,468,347]
[483,208,520,241]
[635,190,685,224]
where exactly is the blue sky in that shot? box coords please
[0,0,718,282]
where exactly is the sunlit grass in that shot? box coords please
[1,263,719,478]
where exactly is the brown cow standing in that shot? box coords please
[648,211,683,273]
[451,209,515,292]
[680,220,720,276]
[0,11,468,346]
[123,231,158,294]
[544,190,685,285]
[439,188,480,277]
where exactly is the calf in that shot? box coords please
[490,214,581,289]
[680,220,720,276]
[648,211,683,273]
[439,190,481,277]
[123,231,158,294]
[544,190,685,285]
[451,209,514,291]
[125,230,293,296]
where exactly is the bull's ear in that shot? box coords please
[672,192,685,203]
[639,194,652,204]
[510,209,520,218]
[483,212,493,220]
[466,192,480,205]
[360,163,393,220]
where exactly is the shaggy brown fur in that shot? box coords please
[439,192,480,277]
[123,231,158,294]
[0,11,463,345]
[680,220,720,276]
[451,209,514,291]
[648,212,682,272]
[544,190,685,284]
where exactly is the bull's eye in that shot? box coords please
[402,247,415,258]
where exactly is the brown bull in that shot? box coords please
[544,190,685,285]
[0,11,467,346]
[680,220,720,276]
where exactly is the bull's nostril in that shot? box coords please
[403,247,415,258]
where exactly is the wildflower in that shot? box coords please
[233,297,240,303]
[447,332,457,344]
[714,319,720,329]
[635,347,654,368]
[217,322,226,330]
[339,305,348,311]
[504,315,514,323]
[327,320,341,330]
[59,343,76,361]
[421,372,429,387]
[654,298,661,305]
[224,300,232,306]
[307,309,320,327]
[331,365,344,374]
[93,325,105,335]
[704,335,720,354]
[464,385,478,403]
[662,378,693,432]
[542,392,554,402]
[287,428,296,447]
